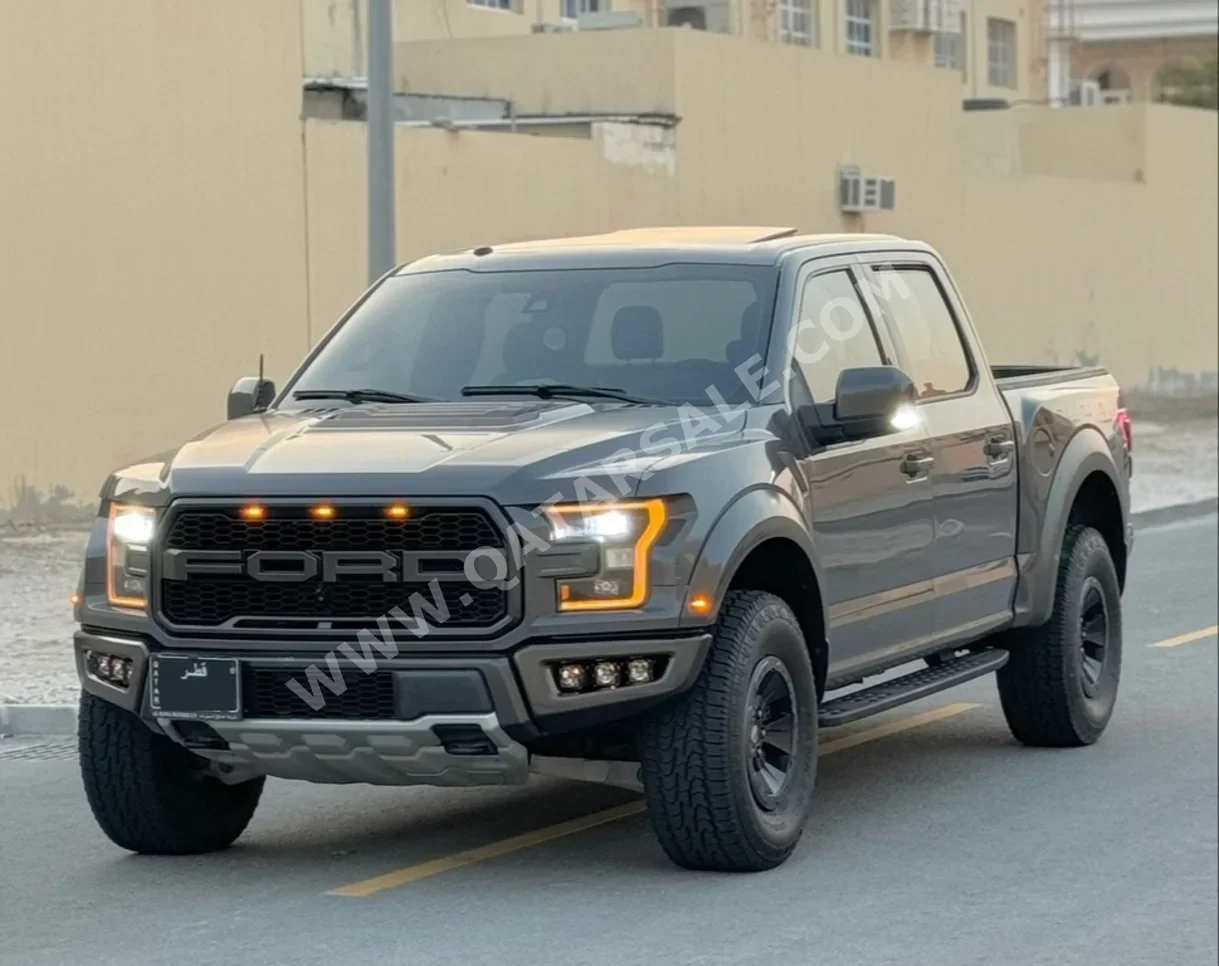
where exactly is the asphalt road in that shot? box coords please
[1,515,1215,966]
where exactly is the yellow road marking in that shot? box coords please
[328,701,983,897]
[1151,625,1218,649]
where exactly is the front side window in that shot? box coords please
[287,265,779,407]
[779,0,816,47]
[871,266,972,399]
[845,0,876,56]
[792,270,884,403]
[987,18,1016,88]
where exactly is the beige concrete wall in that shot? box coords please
[303,119,678,337]
[396,28,679,112]
[1,18,1214,512]
[0,0,311,512]
[957,103,1218,390]
[667,30,968,262]
[961,103,1147,180]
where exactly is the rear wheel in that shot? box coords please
[638,590,818,872]
[79,691,265,854]
[996,525,1122,747]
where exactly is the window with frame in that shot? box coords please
[469,0,514,10]
[792,270,885,404]
[871,266,971,399]
[987,18,1016,89]
[560,0,599,18]
[934,14,965,73]
[845,0,876,56]
[779,0,816,47]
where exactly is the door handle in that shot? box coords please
[985,436,1015,459]
[901,453,935,477]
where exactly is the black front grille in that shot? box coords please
[165,509,500,553]
[159,505,509,630]
[242,666,396,719]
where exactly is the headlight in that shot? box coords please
[107,504,155,609]
[543,499,667,611]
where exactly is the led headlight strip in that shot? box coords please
[543,499,667,611]
[107,504,155,609]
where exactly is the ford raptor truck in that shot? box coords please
[72,227,1134,872]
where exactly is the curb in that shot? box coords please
[1132,497,1218,530]
[0,704,77,738]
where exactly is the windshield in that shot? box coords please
[285,265,778,406]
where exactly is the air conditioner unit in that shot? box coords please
[663,0,734,34]
[891,0,961,33]
[1071,79,1103,106]
[838,165,897,213]
[532,20,576,34]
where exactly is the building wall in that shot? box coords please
[302,120,679,338]
[0,0,311,513]
[0,16,1214,512]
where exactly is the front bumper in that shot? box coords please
[75,627,711,787]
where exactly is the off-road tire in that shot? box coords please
[638,590,818,872]
[78,691,265,854]
[997,525,1122,747]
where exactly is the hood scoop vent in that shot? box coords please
[307,400,558,431]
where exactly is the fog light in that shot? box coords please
[557,664,586,692]
[593,662,620,689]
[626,658,654,684]
[97,655,111,677]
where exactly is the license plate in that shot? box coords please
[149,656,241,721]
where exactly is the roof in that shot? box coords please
[399,226,913,274]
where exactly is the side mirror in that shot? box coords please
[227,377,276,420]
[832,366,918,440]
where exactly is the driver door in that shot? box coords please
[789,259,938,681]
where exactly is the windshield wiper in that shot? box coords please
[461,384,665,406]
[292,388,436,405]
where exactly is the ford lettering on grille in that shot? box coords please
[157,506,511,631]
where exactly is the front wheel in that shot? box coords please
[79,691,265,854]
[637,590,818,872]
[996,525,1123,747]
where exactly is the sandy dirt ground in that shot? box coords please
[1,415,1214,707]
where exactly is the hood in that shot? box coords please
[106,399,749,506]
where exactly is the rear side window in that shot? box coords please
[871,267,972,399]
[792,269,884,403]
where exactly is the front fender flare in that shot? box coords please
[680,487,826,635]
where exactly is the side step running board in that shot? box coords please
[818,650,1009,728]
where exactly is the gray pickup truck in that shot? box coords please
[74,227,1134,872]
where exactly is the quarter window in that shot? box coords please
[871,267,971,399]
[793,270,884,404]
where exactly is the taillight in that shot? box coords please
[1116,408,1133,453]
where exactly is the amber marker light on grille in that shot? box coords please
[386,504,410,519]
[239,505,266,521]
[311,504,336,519]
[688,593,713,615]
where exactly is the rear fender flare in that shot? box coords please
[1012,428,1127,627]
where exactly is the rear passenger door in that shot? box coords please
[859,259,1019,645]
[788,260,938,680]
